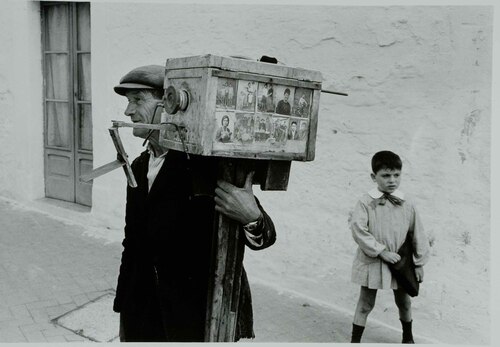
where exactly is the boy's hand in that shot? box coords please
[415,266,424,282]
[379,250,401,264]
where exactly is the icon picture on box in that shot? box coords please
[214,112,235,143]
[233,112,255,144]
[287,120,300,141]
[216,78,237,109]
[298,119,309,141]
[274,85,294,116]
[270,116,289,144]
[293,87,312,118]
[254,113,272,142]
[257,82,275,113]
[236,80,257,112]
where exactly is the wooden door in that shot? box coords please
[42,2,93,206]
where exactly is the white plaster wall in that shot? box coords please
[87,4,492,344]
[0,1,44,201]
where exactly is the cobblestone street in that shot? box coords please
[0,197,435,343]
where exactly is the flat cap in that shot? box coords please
[114,65,165,95]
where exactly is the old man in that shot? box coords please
[112,65,276,342]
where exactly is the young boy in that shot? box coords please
[349,151,430,343]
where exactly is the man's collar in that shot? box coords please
[368,188,405,200]
[147,143,168,159]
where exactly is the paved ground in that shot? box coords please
[0,197,419,343]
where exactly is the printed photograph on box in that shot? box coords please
[270,115,289,144]
[285,117,308,153]
[293,88,313,118]
[161,112,194,144]
[298,119,309,141]
[254,113,272,142]
[274,85,294,115]
[216,78,237,109]
[233,112,255,144]
[236,80,257,112]
[287,119,300,140]
[257,82,275,113]
[214,111,235,143]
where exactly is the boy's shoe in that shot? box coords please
[351,323,365,343]
[400,319,414,344]
[402,335,415,344]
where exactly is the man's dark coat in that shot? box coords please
[113,150,276,342]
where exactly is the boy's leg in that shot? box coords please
[393,288,414,344]
[354,286,377,326]
[351,286,377,343]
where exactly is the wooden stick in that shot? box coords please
[109,127,137,188]
[111,120,175,130]
[80,160,124,182]
[205,158,250,342]
[321,89,348,96]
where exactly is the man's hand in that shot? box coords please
[415,266,424,283]
[214,171,262,224]
[379,250,401,264]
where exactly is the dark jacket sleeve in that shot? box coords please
[113,153,147,312]
[243,197,276,251]
[113,185,135,312]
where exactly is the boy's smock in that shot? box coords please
[349,189,430,290]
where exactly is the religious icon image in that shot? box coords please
[216,78,237,109]
[269,115,289,144]
[293,87,313,118]
[236,80,257,112]
[214,112,235,143]
[233,112,255,144]
[257,82,275,113]
[254,113,272,142]
[274,85,295,116]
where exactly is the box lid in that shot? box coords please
[165,54,323,83]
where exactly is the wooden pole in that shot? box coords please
[108,127,137,188]
[205,158,252,342]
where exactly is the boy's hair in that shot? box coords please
[371,151,402,173]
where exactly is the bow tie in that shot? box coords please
[379,193,403,206]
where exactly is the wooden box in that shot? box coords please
[160,55,322,161]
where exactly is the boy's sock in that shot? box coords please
[351,323,365,343]
[400,319,415,344]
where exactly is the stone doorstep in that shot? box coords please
[51,291,119,342]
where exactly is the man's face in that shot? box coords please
[291,123,297,132]
[371,168,402,194]
[124,90,161,139]
[284,92,289,102]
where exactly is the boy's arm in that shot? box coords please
[379,250,401,264]
[350,200,386,258]
[411,204,431,267]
